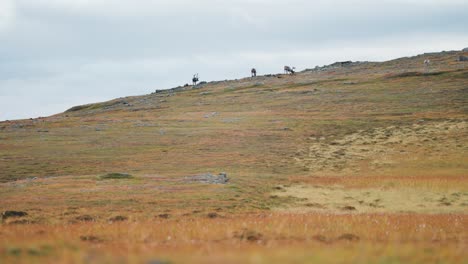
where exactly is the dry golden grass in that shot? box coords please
[1,214,467,263]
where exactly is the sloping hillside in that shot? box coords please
[1,51,466,182]
[0,50,467,263]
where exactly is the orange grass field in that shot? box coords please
[1,50,467,263]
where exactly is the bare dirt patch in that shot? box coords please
[274,185,468,214]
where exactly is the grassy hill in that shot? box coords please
[0,50,467,263]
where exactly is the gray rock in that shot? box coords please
[331,61,353,67]
[459,55,468,61]
[185,172,229,184]
[462,48,468,52]
[218,172,228,183]
[204,112,218,118]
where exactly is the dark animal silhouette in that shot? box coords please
[251,68,257,77]
[284,66,295,74]
[192,74,199,85]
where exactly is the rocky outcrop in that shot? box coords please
[304,61,367,72]
[184,172,229,184]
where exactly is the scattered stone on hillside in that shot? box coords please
[75,215,95,222]
[222,118,242,123]
[184,172,229,184]
[462,47,468,52]
[305,203,326,209]
[2,210,28,220]
[207,212,219,218]
[331,61,353,67]
[341,205,356,211]
[157,213,170,219]
[80,235,103,243]
[193,81,208,89]
[273,186,284,191]
[134,122,156,128]
[204,112,218,118]
[459,56,468,61]
[108,215,128,222]
[305,61,367,72]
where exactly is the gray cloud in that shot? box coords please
[1,0,468,120]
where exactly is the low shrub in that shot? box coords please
[99,173,133,180]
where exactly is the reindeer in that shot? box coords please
[424,59,430,67]
[192,74,199,85]
[251,68,257,77]
[284,65,295,75]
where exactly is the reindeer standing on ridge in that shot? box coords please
[192,74,199,85]
[251,68,257,77]
[284,65,295,75]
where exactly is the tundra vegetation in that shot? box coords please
[0,51,467,263]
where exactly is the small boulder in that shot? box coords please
[184,172,229,184]
[459,55,468,61]
[217,172,229,184]
[80,235,103,243]
[341,206,356,211]
[157,213,170,219]
[75,215,95,222]
[337,233,360,241]
[108,215,128,222]
[207,212,219,218]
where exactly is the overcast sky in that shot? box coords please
[1,0,468,120]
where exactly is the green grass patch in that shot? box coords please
[99,173,133,180]
[65,100,125,112]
